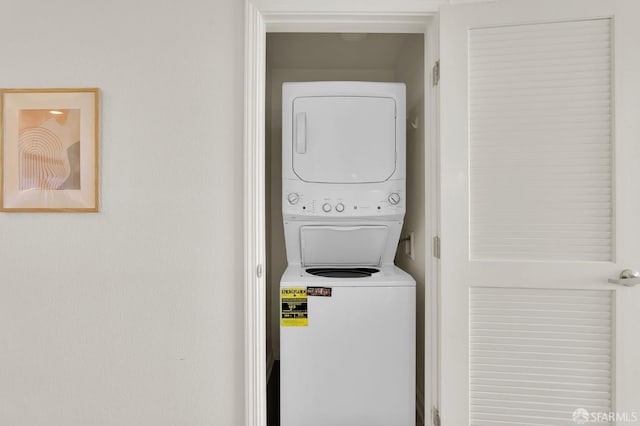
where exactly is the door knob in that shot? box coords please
[608,269,640,287]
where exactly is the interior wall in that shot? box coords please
[265,34,426,401]
[0,1,244,425]
[393,35,427,406]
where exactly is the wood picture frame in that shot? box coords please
[0,88,99,212]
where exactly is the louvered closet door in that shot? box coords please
[439,1,640,425]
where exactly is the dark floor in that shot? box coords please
[267,361,280,426]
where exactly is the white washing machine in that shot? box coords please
[280,82,415,426]
[280,265,415,426]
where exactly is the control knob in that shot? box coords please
[388,192,401,205]
[322,203,332,212]
[287,192,300,205]
[335,203,345,212]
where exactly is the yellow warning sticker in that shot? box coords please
[281,287,308,327]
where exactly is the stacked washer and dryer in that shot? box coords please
[279,81,415,426]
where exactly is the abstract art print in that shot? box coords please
[1,88,99,211]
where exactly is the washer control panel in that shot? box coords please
[283,182,405,217]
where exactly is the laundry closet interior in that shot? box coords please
[264,32,429,424]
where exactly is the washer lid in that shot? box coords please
[292,96,396,184]
[300,225,389,267]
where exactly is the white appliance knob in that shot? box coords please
[322,203,332,212]
[388,193,401,205]
[287,192,300,205]
[335,203,345,212]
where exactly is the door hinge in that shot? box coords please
[433,236,441,259]
[432,60,440,87]
[433,407,441,426]
[256,264,263,278]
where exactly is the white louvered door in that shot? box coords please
[439,1,640,425]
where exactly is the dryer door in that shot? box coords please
[292,96,396,184]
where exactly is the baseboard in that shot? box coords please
[416,387,425,425]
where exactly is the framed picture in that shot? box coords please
[0,88,99,212]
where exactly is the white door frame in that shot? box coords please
[243,2,443,425]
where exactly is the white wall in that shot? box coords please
[0,0,244,425]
